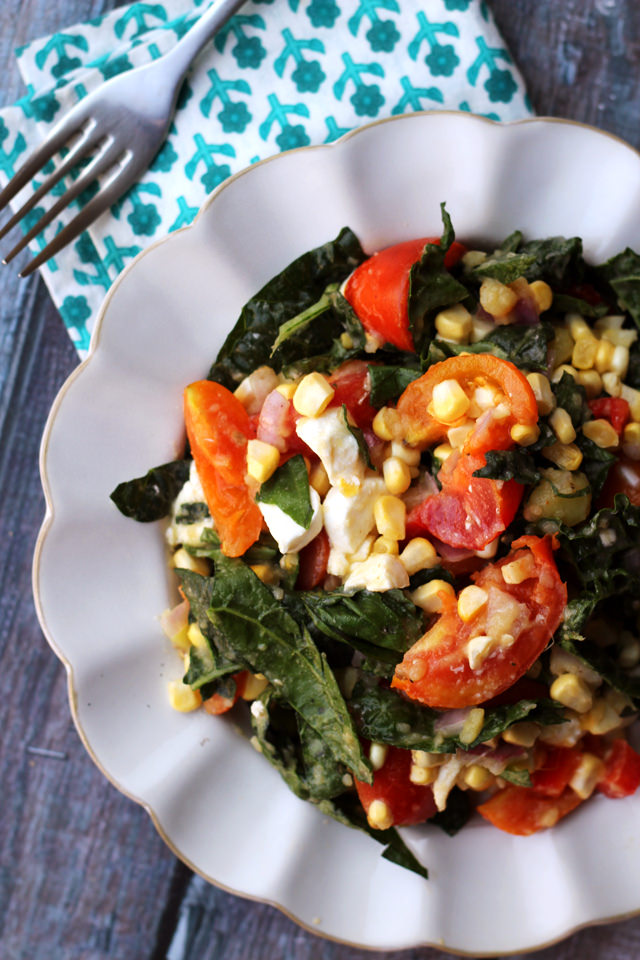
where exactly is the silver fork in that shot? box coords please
[0,0,246,278]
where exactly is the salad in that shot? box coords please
[112,206,640,878]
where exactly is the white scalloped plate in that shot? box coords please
[34,112,640,954]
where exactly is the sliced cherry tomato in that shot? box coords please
[597,739,640,799]
[597,455,640,508]
[344,237,466,352]
[392,536,567,709]
[398,354,538,549]
[184,380,262,557]
[354,745,437,828]
[296,529,330,590]
[477,785,582,836]
[203,671,247,716]
[531,746,583,797]
[588,397,630,434]
[328,359,377,429]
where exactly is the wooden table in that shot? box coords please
[2,2,640,957]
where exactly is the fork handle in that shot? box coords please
[162,0,249,80]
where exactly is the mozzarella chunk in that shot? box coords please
[296,408,366,494]
[166,461,214,547]
[343,554,410,592]
[323,477,387,565]
[258,487,323,554]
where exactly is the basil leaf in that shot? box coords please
[257,454,312,528]
[207,553,371,781]
[208,228,367,387]
[110,459,190,522]
[473,449,541,485]
[340,405,373,469]
[368,364,422,406]
[596,247,640,329]
[500,767,532,787]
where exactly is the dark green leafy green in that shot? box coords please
[473,449,541,485]
[472,251,537,283]
[500,767,532,787]
[368,364,422,407]
[497,229,523,254]
[474,236,585,288]
[551,372,591,427]
[281,290,368,376]
[626,342,640,389]
[576,434,616,499]
[208,228,367,387]
[110,459,190,522]
[270,281,339,354]
[425,323,551,372]
[256,454,312,528]
[175,501,210,524]
[551,294,608,318]
[596,247,640,329]
[341,405,374,470]
[428,788,471,836]
[177,570,243,686]
[559,637,640,707]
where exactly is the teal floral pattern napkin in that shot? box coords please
[0,0,532,355]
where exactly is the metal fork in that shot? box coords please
[0,0,246,278]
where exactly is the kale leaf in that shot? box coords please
[473,236,585,288]
[425,323,551,372]
[368,364,422,407]
[473,449,541,485]
[256,454,313,528]
[595,247,640,329]
[177,570,243,686]
[110,459,190,522]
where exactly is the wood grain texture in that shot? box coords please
[2,1,640,958]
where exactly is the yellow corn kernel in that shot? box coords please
[276,382,297,400]
[549,407,577,444]
[309,460,330,497]
[340,331,354,349]
[372,536,400,555]
[246,439,280,483]
[601,327,638,348]
[447,421,475,449]
[292,372,335,417]
[582,418,619,449]
[431,378,470,423]
[400,537,438,575]
[620,384,640,422]
[372,406,402,441]
[234,365,281,414]
[433,442,454,463]
[619,636,640,669]
[602,371,622,397]
[567,313,592,341]
[549,326,575,367]
[390,440,421,466]
[549,647,602,687]
[172,548,209,577]
[457,584,488,622]
[374,495,406,540]
[382,456,412,495]
[526,372,556,416]
[435,303,472,343]
[470,315,495,343]
[622,422,640,460]
[369,742,388,771]
[241,674,270,701]
[510,422,541,446]
[581,698,623,735]
[604,687,632,714]
[550,674,593,713]
[528,279,553,313]
[367,799,393,830]
[502,722,540,748]
[542,441,583,471]
[411,579,455,613]
[595,339,615,374]
[575,370,603,399]
[462,249,487,269]
[479,277,518,318]
[501,552,537,585]
[459,707,486,745]
[187,622,207,649]
[250,563,278,585]
[364,331,384,354]
[595,314,625,332]
[538,716,583,748]
[610,344,630,378]
[466,634,496,671]
[572,336,599,371]
[167,680,202,713]
[410,764,439,785]
[412,750,446,769]
[551,364,578,383]
[463,764,495,791]
[570,753,605,799]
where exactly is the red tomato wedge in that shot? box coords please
[296,529,330,590]
[598,739,640,799]
[588,396,630,434]
[354,745,437,828]
[328,359,377,428]
[597,455,640,508]
[392,536,567,709]
[531,747,583,797]
[477,785,582,836]
[203,671,247,716]
[343,237,466,351]
[184,380,262,557]
[398,354,539,549]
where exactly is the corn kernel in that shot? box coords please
[412,750,445,768]
[462,249,487,269]
[502,722,540,747]
[549,647,602,687]
[187,622,207,649]
[619,637,640,669]
[542,441,583,471]
[234,365,281,414]
[602,371,622,397]
[410,764,439,785]
[457,585,488,622]
[510,422,541,446]
[550,674,593,713]
[382,456,412,495]
[470,316,495,342]
[388,440,420,467]
[167,680,202,713]
[340,331,354,349]
[431,378,471,423]
[575,370,603,399]
[241,673,270,701]
[528,279,553,313]
[459,707,485,745]
[435,303,472,343]
[367,799,393,830]
[246,439,280,483]
[369,742,388,771]
[292,372,335,417]
[501,552,536,584]
[276,382,297,400]
[172,548,209,577]
[447,421,475,449]
[372,536,400,555]
[467,634,495,670]
[364,331,384,354]
[572,336,598,371]
[601,327,638,348]
[582,418,619,449]
[411,579,455,613]
[581,698,623,735]
[595,339,615,374]
[526,372,556,416]
[549,326,574,367]
[374,495,406,540]
[595,314,625,332]
[479,277,518,318]
[309,460,330,497]
[610,344,630,378]
[538,716,583,748]
[604,687,631,714]
[400,537,438,575]
[463,764,495,791]
[549,407,576,444]
[551,364,578,383]
[620,385,640,422]
[433,442,454,462]
[622,422,640,459]
[567,313,592,341]
[372,406,402,441]
[475,538,499,559]
[570,753,605,799]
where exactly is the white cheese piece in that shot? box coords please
[258,487,323,554]
[166,461,215,548]
[323,476,386,558]
[295,407,366,494]
[343,554,410,592]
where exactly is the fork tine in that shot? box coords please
[0,123,102,244]
[19,162,133,278]
[0,113,91,213]
[3,138,119,266]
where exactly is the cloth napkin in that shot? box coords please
[0,0,532,357]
